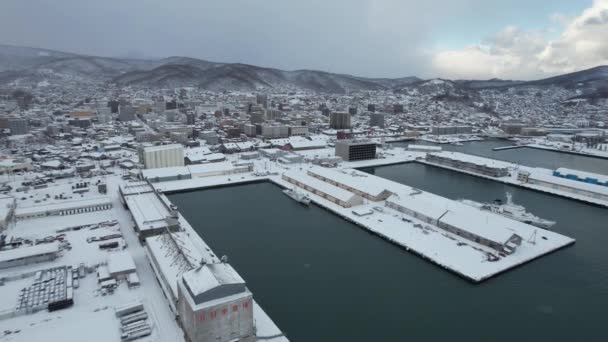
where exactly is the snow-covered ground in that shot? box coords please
[0,170,287,341]
[0,175,184,342]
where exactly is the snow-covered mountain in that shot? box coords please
[0,44,606,95]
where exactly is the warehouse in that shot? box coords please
[0,242,61,269]
[15,197,113,220]
[282,171,364,208]
[386,196,523,254]
[307,167,393,201]
[188,162,252,178]
[177,263,255,342]
[107,251,137,279]
[553,168,608,186]
[142,166,191,183]
[123,192,181,240]
[427,152,510,177]
[526,172,608,201]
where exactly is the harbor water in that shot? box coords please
[403,139,608,174]
[169,142,608,341]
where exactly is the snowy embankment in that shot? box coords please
[418,159,608,208]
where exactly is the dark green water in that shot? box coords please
[399,139,608,174]
[170,167,608,341]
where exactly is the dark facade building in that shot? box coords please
[335,140,376,161]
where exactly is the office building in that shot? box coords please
[289,125,309,136]
[244,124,257,137]
[8,118,29,135]
[335,140,376,161]
[186,113,196,125]
[261,125,289,139]
[330,112,351,129]
[118,105,136,122]
[369,113,385,128]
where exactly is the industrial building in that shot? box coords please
[14,197,113,220]
[177,264,255,342]
[385,196,523,254]
[430,125,473,135]
[141,162,253,183]
[142,144,185,169]
[426,152,510,177]
[553,168,608,186]
[520,171,608,201]
[335,140,376,161]
[329,112,351,129]
[0,242,61,269]
[122,189,181,241]
[307,167,393,201]
[282,171,364,208]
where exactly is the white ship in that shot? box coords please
[283,188,311,206]
[458,192,556,229]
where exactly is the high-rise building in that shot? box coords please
[256,94,268,108]
[118,105,136,122]
[243,124,257,137]
[142,144,184,169]
[335,140,376,161]
[329,112,351,129]
[369,113,385,128]
[367,104,376,112]
[186,113,196,125]
[8,118,29,135]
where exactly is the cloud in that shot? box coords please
[432,0,608,80]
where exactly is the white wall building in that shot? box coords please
[143,144,185,169]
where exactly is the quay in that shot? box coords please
[153,161,575,283]
[417,151,608,208]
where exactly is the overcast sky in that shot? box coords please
[1,0,607,80]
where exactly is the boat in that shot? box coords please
[283,188,311,206]
[458,192,556,229]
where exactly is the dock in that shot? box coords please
[155,164,576,283]
[492,145,524,151]
[418,151,608,208]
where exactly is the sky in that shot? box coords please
[0,0,607,80]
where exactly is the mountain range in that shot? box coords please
[0,44,607,96]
